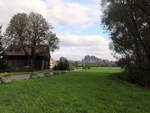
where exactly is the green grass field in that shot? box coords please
[0,68,150,113]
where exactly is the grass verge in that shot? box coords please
[0,68,149,113]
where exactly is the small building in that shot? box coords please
[4,45,50,72]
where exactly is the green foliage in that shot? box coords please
[5,12,59,71]
[54,57,70,70]
[83,64,91,69]
[0,72,11,77]
[47,32,59,65]
[5,13,29,47]
[83,62,117,67]
[27,12,51,46]
[0,68,150,112]
[68,61,78,70]
[5,12,58,54]
[69,65,76,70]
[47,33,59,53]
[101,0,150,86]
[118,70,150,88]
[0,26,7,72]
[30,72,38,75]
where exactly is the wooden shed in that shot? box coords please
[4,45,50,72]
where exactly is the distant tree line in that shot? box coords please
[82,62,117,68]
[81,55,117,68]
[102,0,150,87]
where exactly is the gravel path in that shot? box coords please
[10,74,31,80]
[0,69,82,83]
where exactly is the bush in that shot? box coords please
[30,72,38,75]
[69,66,76,70]
[53,57,70,70]
[0,72,11,77]
[83,65,91,69]
[118,70,150,88]
[53,65,58,70]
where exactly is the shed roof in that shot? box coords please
[5,45,49,56]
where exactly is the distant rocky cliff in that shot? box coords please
[82,55,102,63]
[81,55,116,67]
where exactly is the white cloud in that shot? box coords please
[0,0,48,30]
[0,0,113,61]
[52,34,115,61]
[0,0,99,30]
[46,0,98,26]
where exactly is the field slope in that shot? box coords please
[0,68,150,113]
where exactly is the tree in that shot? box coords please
[102,0,150,68]
[6,13,29,54]
[54,57,70,70]
[27,12,51,69]
[47,32,59,67]
[0,26,7,72]
[101,0,150,86]
[5,12,59,70]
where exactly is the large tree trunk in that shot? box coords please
[30,45,36,71]
[30,56,35,71]
[49,52,51,69]
[128,0,150,64]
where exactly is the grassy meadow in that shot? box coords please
[0,68,150,113]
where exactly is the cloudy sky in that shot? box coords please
[0,0,115,61]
